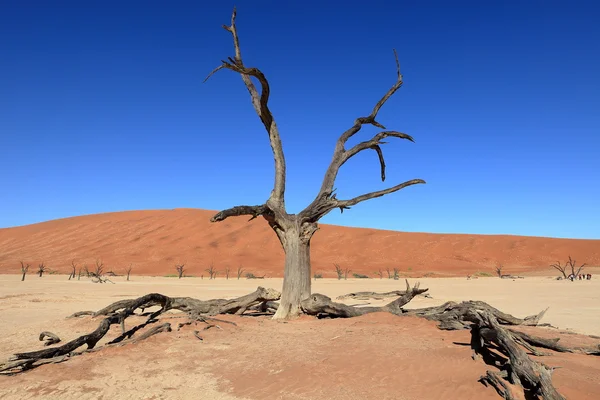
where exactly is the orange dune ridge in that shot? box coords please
[0,208,598,277]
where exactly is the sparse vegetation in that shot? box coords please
[313,273,322,281]
[386,267,392,279]
[20,261,29,281]
[393,268,400,280]
[225,267,230,280]
[352,273,369,279]
[236,265,244,280]
[375,269,383,279]
[175,263,185,279]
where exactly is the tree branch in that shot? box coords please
[300,50,424,222]
[301,178,425,222]
[204,7,286,206]
[210,204,272,223]
[314,49,404,199]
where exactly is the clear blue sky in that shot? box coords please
[1,1,599,239]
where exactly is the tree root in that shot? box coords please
[0,287,279,375]
[301,281,599,399]
[1,283,597,400]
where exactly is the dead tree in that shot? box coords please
[334,264,343,280]
[375,269,383,279]
[68,260,77,280]
[37,262,48,277]
[89,259,113,284]
[495,265,503,278]
[175,263,185,279]
[344,268,351,280]
[386,267,392,279]
[206,263,217,280]
[225,267,230,280]
[125,264,133,281]
[77,267,82,280]
[566,255,585,278]
[236,265,244,280]
[20,261,30,281]
[393,268,400,280]
[205,8,424,319]
[550,260,568,279]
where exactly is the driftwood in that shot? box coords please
[1,287,280,375]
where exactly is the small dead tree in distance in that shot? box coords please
[206,263,217,280]
[236,265,244,280]
[495,265,503,278]
[205,8,425,319]
[566,255,585,278]
[125,264,133,281]
[375,269,383,279]
[225,267,231,280]
[344,268,351,280]
[386,267,392,279]
[175,263,185,279]
[20,261,30,281]
[37,262,48,277]
[550,260,568,279]
[334,263,343,280]
[69,260,77,280]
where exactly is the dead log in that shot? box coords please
[336,288,429,301]
[301,280,426,318]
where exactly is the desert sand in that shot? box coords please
[1,209,599,277]
[1,275,599,399]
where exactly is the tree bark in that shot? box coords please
[272,220,316,320]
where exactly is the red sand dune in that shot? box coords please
[0,208,598,277]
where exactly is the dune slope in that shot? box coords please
[0,208,598,277]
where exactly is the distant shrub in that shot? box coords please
[353,273,369,279]
[313,273,323,279]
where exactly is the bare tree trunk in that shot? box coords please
[273,222,315,320]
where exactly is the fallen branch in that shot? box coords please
[302,280,426,318]
[336,288,428,301]
[39,331,61,346]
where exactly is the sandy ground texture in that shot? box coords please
[1,209,599,278]
[1,275,599,399]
